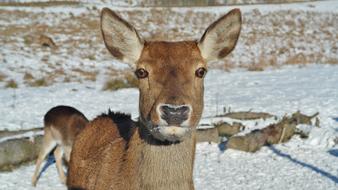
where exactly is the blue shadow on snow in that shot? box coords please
[269,146,338,184]
[218,141,227,152]
[332,117,338,122]
[328,149,338,158]
[37,153,56,180]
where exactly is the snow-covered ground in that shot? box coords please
[1,64,338,189]
[1,0,338,189]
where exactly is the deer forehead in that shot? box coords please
[137,41,206,70]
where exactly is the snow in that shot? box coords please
[0,130,43,144]
[99,0,338,13]
[1,65,338,189]
[1,0,338,189]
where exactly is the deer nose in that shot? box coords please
[160,105,191,126]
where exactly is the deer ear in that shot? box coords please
[101,8,144,67]
[198,9,242,62]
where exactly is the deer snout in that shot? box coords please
[159,104,191,126]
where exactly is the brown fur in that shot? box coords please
[138,41,205,127]
[68,112,195,190]
[32,105,88,186]
[68,8,242,190]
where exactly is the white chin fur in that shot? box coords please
[152,126,190,142]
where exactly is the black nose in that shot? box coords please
[160,105,190,125]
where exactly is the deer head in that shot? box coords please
[101,8,241,142]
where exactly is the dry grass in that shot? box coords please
[103,79,128,91]
[285,53,307,65]
[5,79,18,89]
[63,76,72,83]
[103,72,138,91]
[327,57,338,65]
[0,1,80,7]
[237,53,279,71]
[27,77,50,87]
[0,72,7,82]
[126,0,313,7]
[72,68,98,82]
[86,54,96,61]
[1,3,337,83]
[23,72,34,81]
[124,73,138,88]
[23,35,34,46]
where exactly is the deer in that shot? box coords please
[31,105,88,186]
[67,7,242,190]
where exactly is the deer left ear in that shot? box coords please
[198,9,242,62]
[101,8,144,67]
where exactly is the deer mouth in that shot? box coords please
[152,125,191,142]
[143,120,191,142]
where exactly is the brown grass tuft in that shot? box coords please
[327,57,338,65]
[0,1,80,7]
[124,73,138,88]
[27,77,49,87]
[72,68,98,82]
[285,53,307,65]
[103,79,128,91]
[103,73,138,91]
[0,72,7,82]
[23,72,34,81]
[5,79,18,88]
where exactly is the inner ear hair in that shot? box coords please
[198,9,242,62]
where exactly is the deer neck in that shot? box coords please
[125,123,196,190]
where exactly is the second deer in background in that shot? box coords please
[31,105,88,186]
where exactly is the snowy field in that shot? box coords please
[1,0,338,189]
[1,65,338,189]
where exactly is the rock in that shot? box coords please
[227,131,266,152]
[216,121,245,137]
[222,111,274,120]
[227,116,298,153]
[291,111,319,125]
[196,127,219,143]
[0,135,42,171]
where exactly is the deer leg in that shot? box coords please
[63,146,72,162]
[54,145,66,184]
[31,128,56,186]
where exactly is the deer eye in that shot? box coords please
[195,67,207,78]
[135,68,149,79]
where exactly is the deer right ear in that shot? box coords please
[101,8,144,67]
